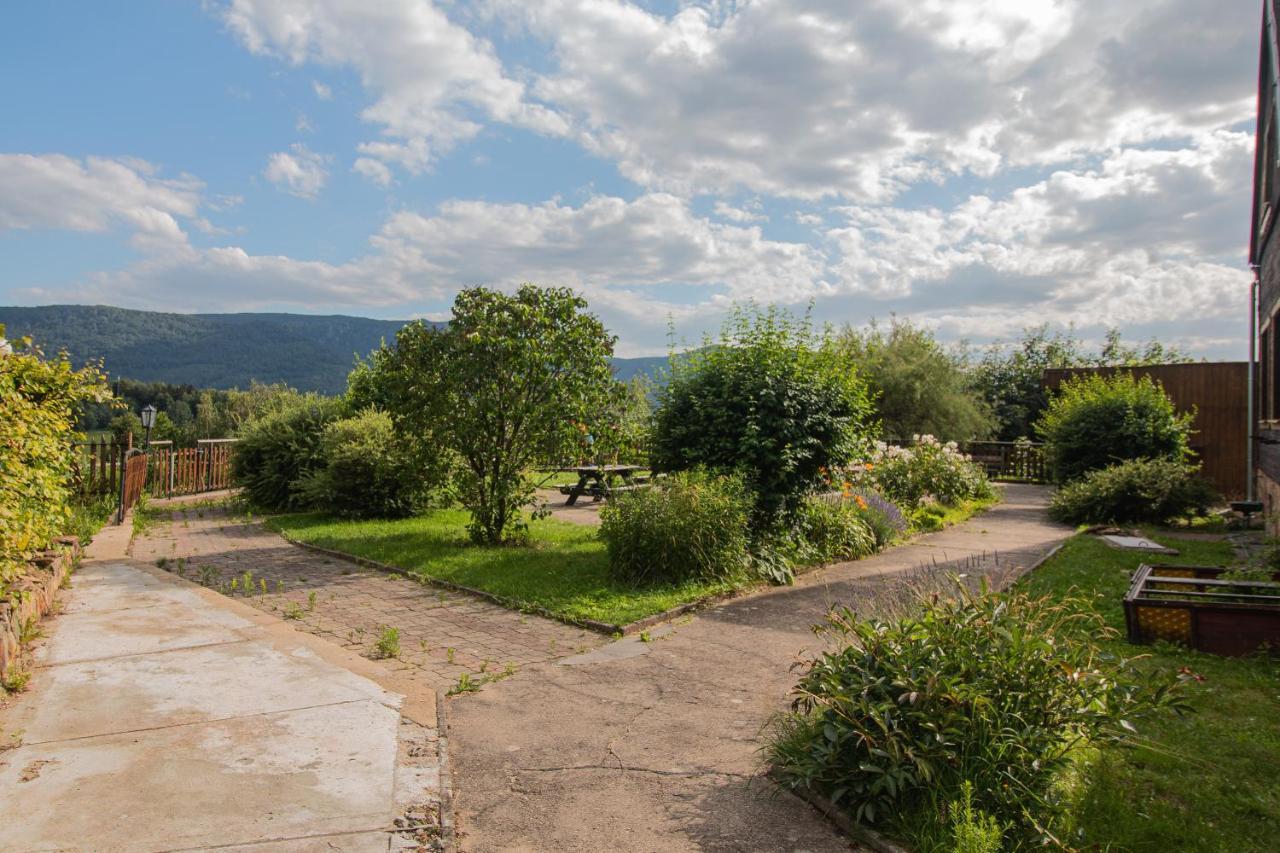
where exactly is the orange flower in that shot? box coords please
[863,462,874,471]
[855,495,868,510]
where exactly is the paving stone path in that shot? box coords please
[130,505,606,690]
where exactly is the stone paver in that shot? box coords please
[130,506,605,689]
[0,558,441,851]
[447,483,1071,851]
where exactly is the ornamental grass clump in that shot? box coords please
[599,470,752,586]
[792,495,878,565]
[767,581,1188,847]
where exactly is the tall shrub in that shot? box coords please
[230,395,345,511]
[1036,373,1193,483]
[0,328,109,591]
[651,306,875,523]
[296,409,444,518]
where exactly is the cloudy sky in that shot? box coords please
[0,0,1262,356]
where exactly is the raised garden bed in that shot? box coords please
[1123,563,1280,656]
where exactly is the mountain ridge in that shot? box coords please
[0,304,667,394]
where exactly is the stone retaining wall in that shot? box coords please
[0,536,79,682]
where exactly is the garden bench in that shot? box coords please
[559,464,643,505]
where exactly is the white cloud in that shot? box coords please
[486,0,1255,200]
[0,153,204,251]
[312,80,331,100]
[712,201,765,224]
[221,0,568,181]
[263,143,330,199]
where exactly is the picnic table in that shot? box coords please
[558,464,646,505]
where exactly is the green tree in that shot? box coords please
[835,318,993,442]
[370,285,616,544]
[1035,373,1194,483]
[651,305,875,523]
[972,326,1189,441]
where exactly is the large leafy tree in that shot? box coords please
[651,305,875,523]
[835,318,994,442]
[372,285,616,544]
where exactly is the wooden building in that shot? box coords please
[1043,364,1249,500]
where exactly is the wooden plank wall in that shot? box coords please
[1042,363,1248,500]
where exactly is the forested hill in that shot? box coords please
[0,304,669,394]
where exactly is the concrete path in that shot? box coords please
[446,484,1070,851]
[131,506,605,690]
[0,555,444,851]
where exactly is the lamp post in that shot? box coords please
[140,404,157,450]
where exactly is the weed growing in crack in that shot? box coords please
[446,647,456,664]
[1,668,31,694]
[155,557,168,569]
[17,617,42,644]
[307,591,317,611]
[283,602,305,620]
[374,626,401,659]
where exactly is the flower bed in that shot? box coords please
[1123,563,1280,656]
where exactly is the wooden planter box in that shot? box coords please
[1123,563,1280,657]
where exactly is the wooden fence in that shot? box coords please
[146,439,237,498]
[117,450,148,524]
[71,436,129,497]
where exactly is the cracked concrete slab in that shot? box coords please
[0,558,443,852]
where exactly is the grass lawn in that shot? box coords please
[1019,531,1280,850]
[265,508,736,627]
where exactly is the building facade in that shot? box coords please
[1252,2,1280,527]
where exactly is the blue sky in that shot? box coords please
[0,0,1262,356]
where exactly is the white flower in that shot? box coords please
[0,338,11,356]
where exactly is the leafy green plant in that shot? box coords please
[792,496,877,564]
[1037,373,1193,483]
[229,394,346,511]
[651,305,875,523]
[283,601,305,620]
[1048,458,1217,526]
[949,781,1007,853]
[295,408,443,519]
[374,626,401,659]
[1,326,110,594]
[599,470,752,586]
[1,667,31,694]
[767,581,1189,845]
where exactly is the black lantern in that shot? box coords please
[140,404,158,449]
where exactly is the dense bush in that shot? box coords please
[599,471,752,586]
[651,306,875,523]
[835,318,994,442]
[847,436,995,510]
[1,328,109,590]
[792,496,878,565]
[1037,373,1193,483]
[1048,458,1217,526]
[296,409,444,518]
[768,583,1186,845]
[230,395,345,511]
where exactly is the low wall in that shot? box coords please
[0,537,80,683]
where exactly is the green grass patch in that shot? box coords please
[1019,532,1280,850]
[265,508,737,627]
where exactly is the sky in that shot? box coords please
[0,0,1263,357]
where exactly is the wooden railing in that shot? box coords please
[118,450,148,524]
[71,436,129,497]
[146,439,237,497]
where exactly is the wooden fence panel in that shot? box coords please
[117,451,147,523]
[142,440,238,497]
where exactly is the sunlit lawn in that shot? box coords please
[266,508,735,627]
[1019,532,1280,850]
